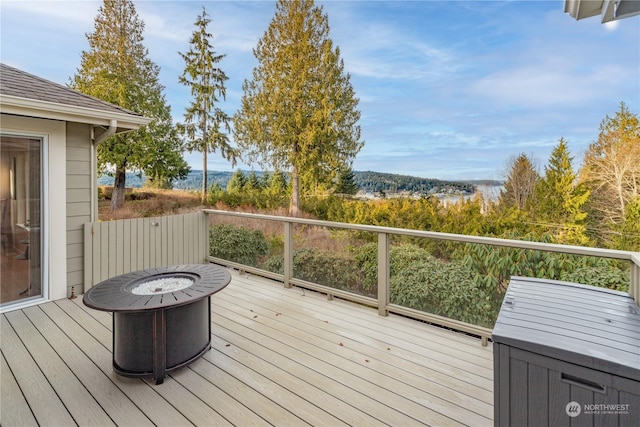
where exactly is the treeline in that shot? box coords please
[100,170,238,189]
[172,171,234,191]
[354,171,477,195]
[102,169,487,196]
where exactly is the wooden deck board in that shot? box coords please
[213,278,492,425]
[1,313,78,426]
[1,269,493,426]
[229,275,493,365]
[160,365,267,427]
[231,273,492,356]
[0,353,37,426]
[46,299,197,427]
[211,312,416,426]
[207,334,367,426]
[212,293,488,425]
[219,277,493,390]
[33,303,155,427]
[6,308,116,426]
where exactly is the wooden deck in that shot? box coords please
[1,269,493,426]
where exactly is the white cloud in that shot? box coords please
[469,61,625,107]
[0,0,99,26]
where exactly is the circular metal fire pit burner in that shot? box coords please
[83,264,231,384]
[129,275,195,295]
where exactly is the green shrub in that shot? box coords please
[353,242,378,292]
[268,235,285,257]
[209,224,269,267]
[390,257,499,327]
[261,254,283,274]
[560,264,630,292]
[354,243,498,326]
[263,247,368,296]
[454,233,632,295]
[355,243,452,290]
[208,186,289,210]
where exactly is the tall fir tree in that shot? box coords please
[268,169,289,196]
[499,153,539,211]
[246,171,263,191]
[178,7,237,204]
[227,170,247,193]
[335,168,359,196]
[534,138,590,245]
[234,0,363,216]
[70,0,188,211]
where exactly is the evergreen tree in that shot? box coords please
[234,0,363,216]
[580,102,640,247]
[227,170,247,192]
[71,0,188,211]
[535,138,590,245]
[140,119,190,189]
[178,7,238,204]
[499,153,539,211]
[268,170,289,196]
[335,168,359,195]
[246,171,263,191]
[613,198,640,251]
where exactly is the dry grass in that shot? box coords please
[206,202,353,252]
[98,187,204,221]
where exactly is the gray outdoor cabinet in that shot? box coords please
[493,276,640,427]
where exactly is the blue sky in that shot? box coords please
[2,1,639,180]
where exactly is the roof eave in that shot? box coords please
[601,0,640,22]
[564,0,640,22]
[0,94,153,130]
[564,0,603,20]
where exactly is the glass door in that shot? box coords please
[1,135,43,306]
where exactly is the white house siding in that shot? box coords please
[65,122,92,295]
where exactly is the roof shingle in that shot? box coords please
[0,63,142,117]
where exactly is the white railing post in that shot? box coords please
[204,211,210,264]
[378,232,389,316]
[631,254,640,307]
[284,221,293,288]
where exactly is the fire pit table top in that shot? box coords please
[83,264,231,312]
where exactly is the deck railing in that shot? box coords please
[204,209,640,346]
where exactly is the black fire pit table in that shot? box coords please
[83,264,231,384]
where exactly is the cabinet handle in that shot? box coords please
[560,373,606,393]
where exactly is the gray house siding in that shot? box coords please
[65,122,92,295]
[2,64,151,309]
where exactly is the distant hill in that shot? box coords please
[355,171,474,195]
[98,170,501,195]
[98,172,146,188]
[98,171,235,190]
[172,171,235,190]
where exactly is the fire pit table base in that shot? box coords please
[83,264,231,385]
[113,298,211,384]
